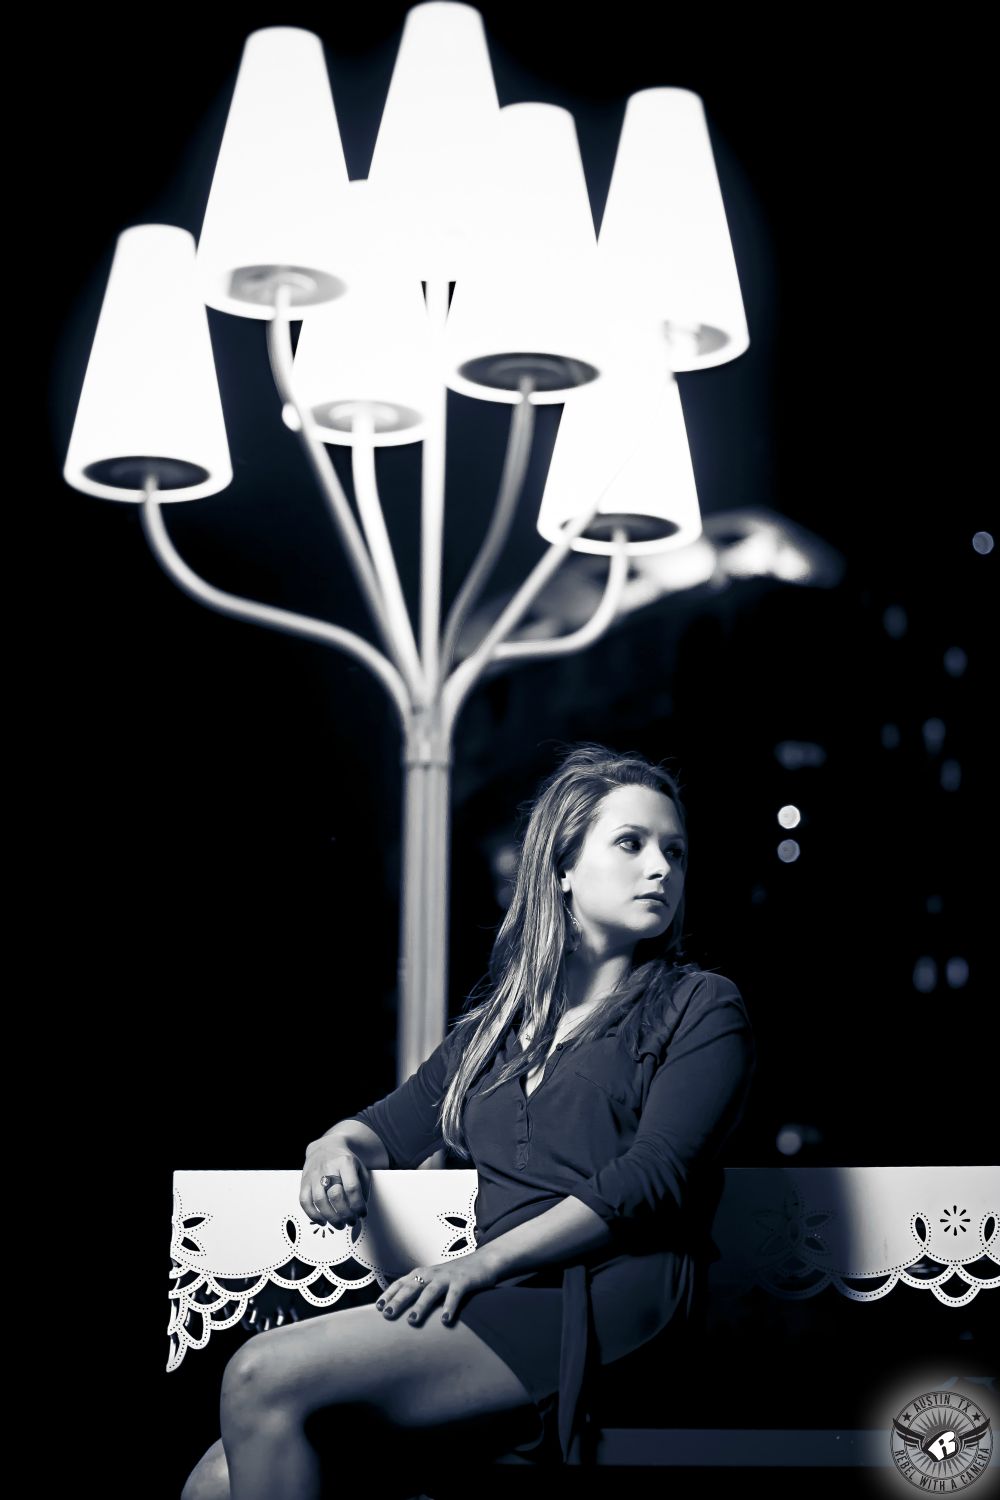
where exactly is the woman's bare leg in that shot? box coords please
[179,1433,440,1500]
[217,1300,535,1500]
[181,1438,229,1500]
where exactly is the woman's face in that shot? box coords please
[559,783,686,956]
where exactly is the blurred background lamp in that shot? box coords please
[597,88,749,371]
[537,374,702,554]
[777,805,801,828]
[196,27,353,318]
[446,103,605,403]
[366,1,500,281]
[63,226,232,503]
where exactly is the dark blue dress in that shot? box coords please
[351,968,754,1463]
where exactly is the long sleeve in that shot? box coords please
[349,1027,461,1168]
[567,974,755,1234]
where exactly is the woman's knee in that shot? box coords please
[219,1338,289,1438]
[180,1437,229,1500]
[220,1331,347,1435]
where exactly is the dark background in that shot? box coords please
[37,5,993,1494]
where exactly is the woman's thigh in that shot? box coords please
[224,1300,535,1429]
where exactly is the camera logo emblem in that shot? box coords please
[890,1389,993,1490]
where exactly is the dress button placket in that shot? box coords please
[516,1078,529,1168]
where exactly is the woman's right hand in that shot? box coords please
[299,1142,372,1230]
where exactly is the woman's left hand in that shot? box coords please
[376,1249,500,1327]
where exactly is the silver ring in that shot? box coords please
[413,1275,427,1285]
[320,1174,340,1190]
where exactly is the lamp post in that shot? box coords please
[62,4,748,1101]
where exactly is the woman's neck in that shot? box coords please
[562,949,633,1009]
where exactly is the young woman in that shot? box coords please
[182,744,755,1499]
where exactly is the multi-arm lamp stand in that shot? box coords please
[63,9,750,1131]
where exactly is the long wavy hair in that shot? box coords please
[439,743,698,1158]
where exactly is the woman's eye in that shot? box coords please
[617,837,640,851]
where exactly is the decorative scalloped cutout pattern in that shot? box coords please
[169,1172,484,1369]
[169,1167,998,1367]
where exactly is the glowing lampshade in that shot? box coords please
[63,226,232,503]
[288,281,433,448]
[598,89,749,370]
[445,103,606,404]
[197,28,354,318]
[284,183,433,446]
[537,373,702,556]
[366,2,499,281]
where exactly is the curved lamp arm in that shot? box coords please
[439,385,537,679]
[266,288,424,704]
[442,507,598,736]
[140,486,412,731]
[351,425,426,702]
[492,526,629,662]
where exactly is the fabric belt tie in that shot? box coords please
[557,1261,594,1464]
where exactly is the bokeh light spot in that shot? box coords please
[913,957,937,993]
[777,840,800,863]
[777,805,801,829]
[883,604,907,639]
[943,647,968,677]
[972,531,994,554]
[922,718,946,754]
[941,759,962,791]
[774,741,827,769]
[776,1127,803,1157]
[945,957,969,989]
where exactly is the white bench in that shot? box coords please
[169,1165,998,1468]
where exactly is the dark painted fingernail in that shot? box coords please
[408,1313,417,1323]
[442,1313,450,1324]
[384,1307,393,1317]
[376,1300,384,1310]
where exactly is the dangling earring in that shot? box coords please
[563,900,581,954]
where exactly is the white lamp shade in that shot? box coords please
[446,103,606,404]
[598,89,749,370]
[63,226,232,503]
[197,28,355,319]
[537,373,702,556]
[366,2,500,282]
[287,273,433,448]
